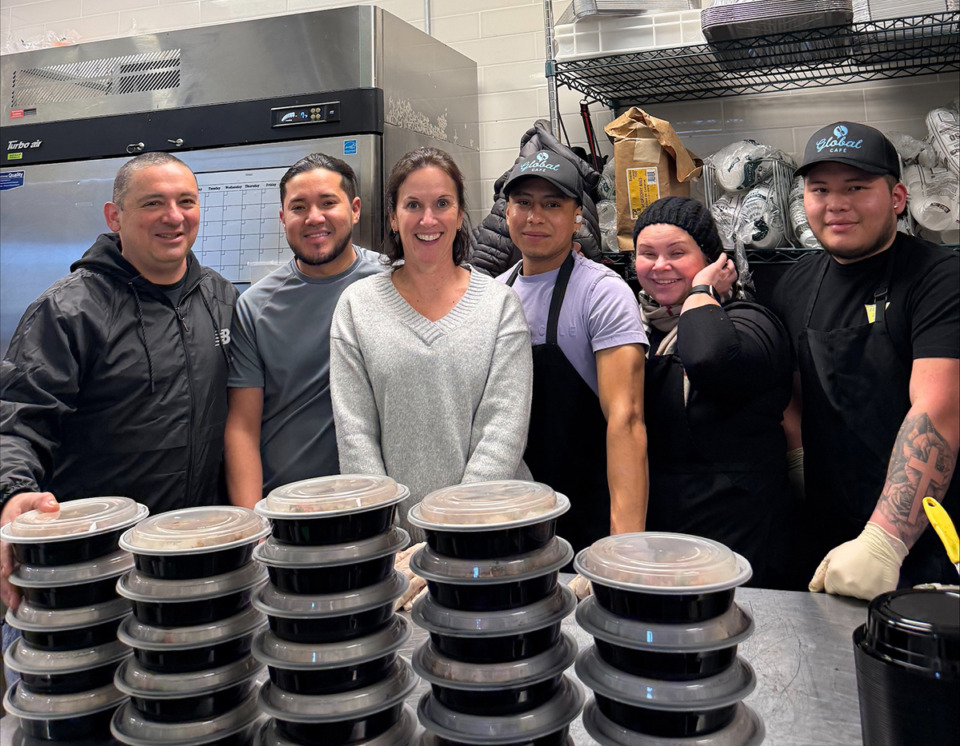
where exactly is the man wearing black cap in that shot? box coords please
[498,150,650,556]
[772,121,959,600]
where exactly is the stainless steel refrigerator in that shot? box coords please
[0,5,479,355]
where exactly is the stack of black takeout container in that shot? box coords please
[251,474,419,746]
[407,480,584,746]
[2,496,148,745]
[110,505,271,746]
[574,533,763,746]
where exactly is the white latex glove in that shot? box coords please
[568,573,593,601]
[808,522,908,600]
[394,541,427,611]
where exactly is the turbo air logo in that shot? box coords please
[520,151,561,174]
[816,125,863,154]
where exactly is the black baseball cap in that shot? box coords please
[502,151,583,204]
[796,121,901,179]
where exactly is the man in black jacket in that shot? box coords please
[0,152,238,610]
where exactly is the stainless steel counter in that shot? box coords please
[1,587,868,745]
[398,586,868,746]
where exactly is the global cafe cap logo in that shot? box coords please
[520,151,561,174]
[816,123,863,154]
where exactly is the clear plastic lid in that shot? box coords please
[411,583,575,636]
[257,474,408,517]
[253,527,409,568]
[575,597,754,652]
[409,480,568,529]
[114,653,262,698]
[9,549,135,588]
[252,615,410,670]
[410,537,572,584]
[0,497,148,543]
[117,605,266,651]
[575,647,756,711]
[4,638,130,675]
[119,506,269,555]
[256,705,417,746]
[583,700,765,746]
[417,674,583,744]
[3,681,126,718]
[259,658,417,722]
[574,533,752,593]
[116,561,267,602]
[111,689,261,746]
[412,630,577,689]
[253,570,408,619]
[5,596,131,632]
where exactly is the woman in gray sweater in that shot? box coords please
[330,147,534,542]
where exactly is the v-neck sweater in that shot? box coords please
[330,268,534,541]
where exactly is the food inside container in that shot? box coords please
[255,704,418,746]
[409,481,570,560]
[253,615,410,695]
[259,658,417,743]
[412,538,572,612]
[576,596,754,680]
[118,605,266,674]
[254,526,407,595]
[4,637,130,695]
[116,561,267,627]
[417,674,583,745]
[412,584,575,664]
[1,497,148,567]
[120,506,269,579]
[254,570,408,643]
[114,654,261,723]
[257,474,409,546]
[3,681,127,742]
[575,533,752,622]
[575,645,755,737]
[110,687,261,746]
[582,699,765,746]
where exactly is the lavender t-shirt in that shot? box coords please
[498,251,648,395]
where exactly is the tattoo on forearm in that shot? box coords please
[878,412,956,532]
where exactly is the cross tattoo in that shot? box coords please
[907,448,946,524]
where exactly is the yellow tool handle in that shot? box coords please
[922,497,959,565]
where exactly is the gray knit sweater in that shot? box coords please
[330,268,534,541]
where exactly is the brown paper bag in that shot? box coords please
[604,107,703,251]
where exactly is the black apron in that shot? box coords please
[507,253,610,558]
[643,302,788,588]
[796,245,956,586]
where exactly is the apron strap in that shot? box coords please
[546,252,576,345]
[873,240,898,326]
[505,261,522,287]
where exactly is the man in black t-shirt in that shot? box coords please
[771,122,959,600]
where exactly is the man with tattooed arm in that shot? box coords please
[772,121,959,599]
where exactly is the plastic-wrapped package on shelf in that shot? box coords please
[597,160,617,201]
[903,163,960,233]
[927,106,960,176]
[597,199,618,234]
[788,176,822,249]
[735,184,786,250]
[708,140,781,193]
[887,131,939,169]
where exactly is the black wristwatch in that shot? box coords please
[689,284,721,302]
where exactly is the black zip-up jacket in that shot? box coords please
[1,233,238,515]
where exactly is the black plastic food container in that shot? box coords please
[594,637,737,681]
[428,731,570,746]
[19,576,120,610]
[854,589,960,746]
[595,693,738,737]
[127,589,254,627]
[132,543,257,580]
[424,521,558,560]
[591,583,735,624]
[276,702,404,745]
[267,602,395,644]
[432,673,563,716]
[426,571,559,612]
[270,506,399,546]
[133,633,255,674]
[429,622,562,664]
[3,682,127,743]
[267,553,395,595]
[268,653,395,695]
[19,659,123,696]
[12,530,128,568]
[129,678,257,723]
[21,616,126,652]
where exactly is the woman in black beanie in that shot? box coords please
[634,196,795,588]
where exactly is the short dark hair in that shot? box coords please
[280,153,359,205]
[382,147,471,266]
[113,152,192,207]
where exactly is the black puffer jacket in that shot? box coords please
[1,233,238,514]
[472,120,603,277]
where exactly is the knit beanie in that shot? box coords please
[631,196,724,262]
